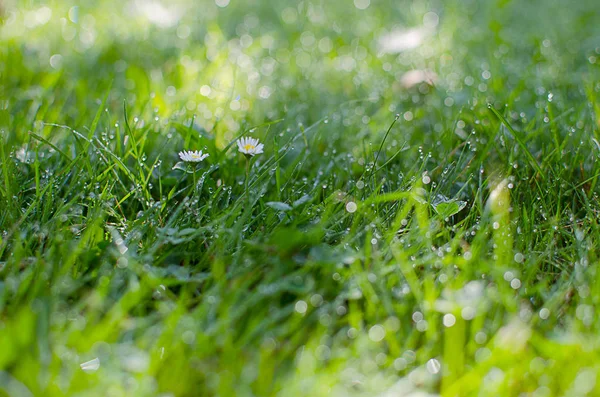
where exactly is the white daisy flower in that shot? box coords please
[237,137,264,157]
[178,150,209,162]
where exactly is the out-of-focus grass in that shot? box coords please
[1,0,600,396]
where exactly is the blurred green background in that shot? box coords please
[3,0,598,143]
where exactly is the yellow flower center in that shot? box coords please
[243,144,255,151]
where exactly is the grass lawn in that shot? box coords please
[1,0,600,395]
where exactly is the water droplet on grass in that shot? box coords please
[510,278,521,289]
[394,357,407,370]
[80,358,100,372]
[310,294,323,307]
[416,320,428,332]
[346,201,357,213]
[295,300,307,314]
[368,325,385,342]
[443,314,456,327]
[426,358,441,374]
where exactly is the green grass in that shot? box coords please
[1,0,600,395]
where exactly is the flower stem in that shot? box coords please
[245,156,250,203]
[192,166,197,194]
